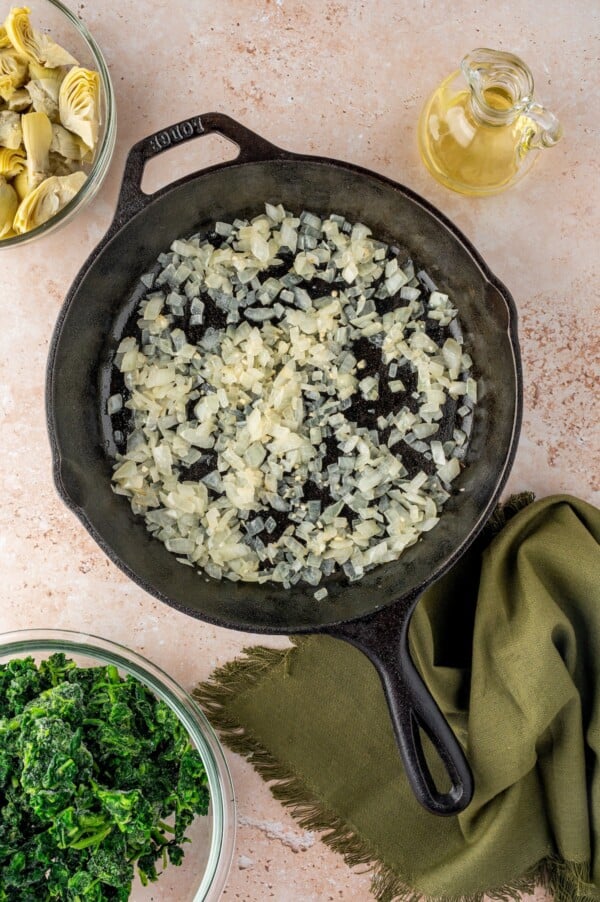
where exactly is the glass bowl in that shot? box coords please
[0,0,116,247]
[0,628,235,901]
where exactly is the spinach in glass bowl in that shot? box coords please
[0,630,235,901]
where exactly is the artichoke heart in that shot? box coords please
[50,122,89,162]
[22,109,52,189]
[25,60,67,118]
[13,169,86,233]
[58,66,100,150]
[0,26,11,49]
[6,86,30,110]
[0,176,18,238]
[25,77,58,118]
[48,150,78,176]
[12,166,28,201]
[0,48,28,101]
[4,7,78,68]
[0,145,25,178]
[28,61,66,97]
[0,109,23,148]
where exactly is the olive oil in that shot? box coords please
[417,50,562,196]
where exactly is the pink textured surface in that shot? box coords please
[1,0,598,898]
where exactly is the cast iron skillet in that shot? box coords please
[47,112,522,816]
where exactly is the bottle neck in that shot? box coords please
[462,49,534,127]
[470,85,521,126]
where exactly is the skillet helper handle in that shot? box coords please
[326,604,474,816]
[111,112,283,231]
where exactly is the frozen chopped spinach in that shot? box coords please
[0,653,209,900]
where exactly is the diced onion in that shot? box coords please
[110,204,478,595]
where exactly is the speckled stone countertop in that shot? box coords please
[0,0,598,899]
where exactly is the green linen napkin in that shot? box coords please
[195,495,600,901]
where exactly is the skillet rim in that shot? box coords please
[46,150,523,634]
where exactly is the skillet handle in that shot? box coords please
[111,112,284,231]
[324,601,473,816]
